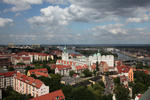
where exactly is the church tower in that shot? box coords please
[62,46,69,61]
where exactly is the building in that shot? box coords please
[30,89,65,100]
[13,72,49,97]
[120,75,128,88]
[11,56,31,65]
[55,65,72,76]
[55,47,114,76]
[89,52,114,67]
[117,65,134,82]
[27,68,49,77]
[0,56,11,67]
[99,61,109,73]
[0,71,16,88]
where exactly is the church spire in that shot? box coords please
[64,45,67,53]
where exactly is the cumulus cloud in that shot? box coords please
[3,0,43,12]
[27,6,71,26]
[127,14,150,23]
[0,17,13,27]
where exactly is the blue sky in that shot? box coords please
[0,0,150,44]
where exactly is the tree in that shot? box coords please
[69,70,76,77]
[17,63,25,65]
[114,85,130,100]
[31,74,37,79]
[8,67,15,71]
[82,69,92,77]
[114,77,120,85]
[71,86,96,100]
[25,66,34,75]
[38,74,62,92]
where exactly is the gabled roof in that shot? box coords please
[76,65,88,70]
[28,68,48,74]
[30,89,65,100]
[56,65,71,70]
[22,57,31,61]
[0,71,16,77]
[15,72,43,88]
[34,72,49,77]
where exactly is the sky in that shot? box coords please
[0,0,150,45]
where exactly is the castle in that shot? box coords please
[55,47,114,76]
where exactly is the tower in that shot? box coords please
[62,46,69,61]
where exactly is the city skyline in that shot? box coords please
[0,0,150,44]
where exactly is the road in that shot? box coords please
[104,76,114,95]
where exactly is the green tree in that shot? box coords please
[69,70,76,77]
[71,86,96,100]
[82,69,92,77]
[8,67,15,71]
[114,85,130,100]
[25,66,34,75]
[114,77,120,85]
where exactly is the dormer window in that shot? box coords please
[56,96,59,100]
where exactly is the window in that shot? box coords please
[56,96,59,100]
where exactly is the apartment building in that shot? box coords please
[0,71,16,88]
[13,72,49,97]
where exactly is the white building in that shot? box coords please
[13,72,49,97]
[55,47,114,76]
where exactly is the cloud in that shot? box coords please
[70,0,150,17]
[3,0,43,12]
[91,24,127,35]
[46,0,69,5]
[0,17,13,27]
[127,14,150,23]
[27,6,71,26]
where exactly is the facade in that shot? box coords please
[13,72,49,97]
[0,71,16,88]
[30,89,65,100]
[55,65,72,76]
[12,56,31,65]
[89,52,114,67]
[0,56,11,67]
[99,61,109,73]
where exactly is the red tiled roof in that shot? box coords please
[34,72,49,77]
[76,65,88,70]
[117,65,130,73]
[28,68,48,74]
[137,94,142,98]
[120,75,127,82]
[14,57,21,60]
[15,72,43,88]
[51,64,57,69]
[30,89,65,100]
[22,57,31,61]
[56,65,71,70]
[0,71,16,77]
